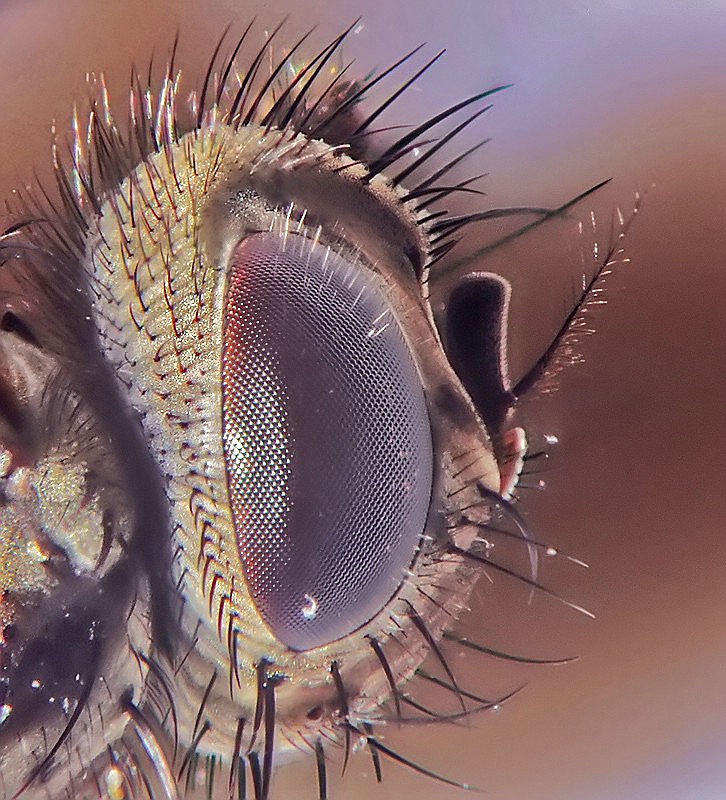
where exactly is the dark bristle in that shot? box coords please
[174,670,216,783]
[416,668,498,705]
[462,515,587,569]
[192,670,217,743]
[403,182,486,203]
[368,86,505,178]
[405,601,466,715]
[136,651,180,760]
[390,104,490,185]
[229,717,246,796]
[329,660,352,774]
[270,20,361,132]
[247,659,270,754]
[261,673,284,800]
[429,204,553,240]
[434,178,613,279]
[237,755,247,800]
[261,34,333,131]
[215,19,256,109]
[241,26,316,127]
[177,720,211,784]
[315,739,328,800]
[197,23,233,129]
[365,733,474,791]
[449,543,594,618]
[351,49,446,138]
[226,20,286,126]
[367,636,402,720]
[411,139,489,196]
[399,693,449,720]
[295,59,355,134]
[248,752,263,800]
[206,754,217,800]
[12,638,101,799]
[442,632,577,665]
[307,43,426,140]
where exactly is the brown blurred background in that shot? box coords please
[0,1,724,798]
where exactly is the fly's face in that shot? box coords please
[0,21,612,800]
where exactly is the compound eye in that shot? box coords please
[223,232,434,651]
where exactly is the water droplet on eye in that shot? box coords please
[301,594,318,620]
[0,703,12,724]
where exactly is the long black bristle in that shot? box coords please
[434,178,613,279]
[12,637,101,798]
[405,601,467,715]
[273,20,361,131]
[241,26,316,127]
[248,659,269,754]
[361,722,383,783]
[261,674,283,800]
[177,720,211,784]
[365,733,475,791]
[367,636,403,720]
[368,85,506,178]
[315,739,328,800]
[442,632,577,665]
[229,717,246,796]
[449,544,594,618]
[352,49,446,138]
[226,20,286,126]
[329,661,352,774]
[307,43,426,140]
[196,24,232,129]
[391,105,491,185]
[248,752,263,800]
[214,19,256,109]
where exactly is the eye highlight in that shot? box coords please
[0,18,613,800]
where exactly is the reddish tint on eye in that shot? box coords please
[222,233,433,651]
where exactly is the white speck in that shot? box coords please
[0,704,12,724]
[301,594,318,620]
[545,547,558,557]
[544,433,559,445]
[61,697,70,714]
[31,679,41,689]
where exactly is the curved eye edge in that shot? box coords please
[221,230,435,652]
